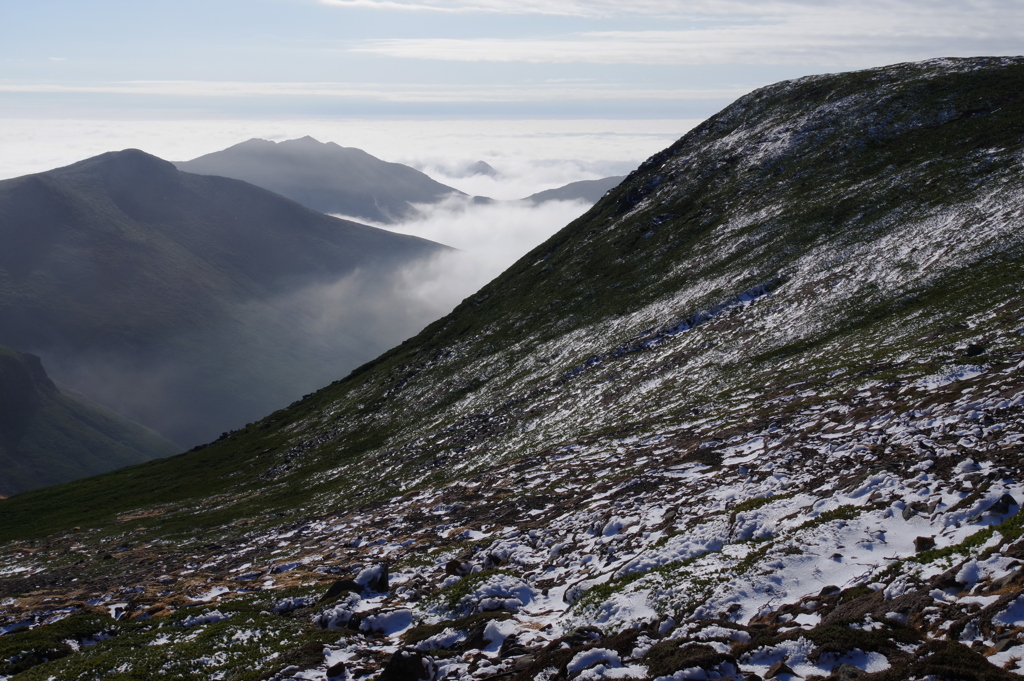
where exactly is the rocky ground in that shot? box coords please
[3,339,1024,680]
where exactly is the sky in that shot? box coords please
[3,1,1022,122]
[3,1,1022,173]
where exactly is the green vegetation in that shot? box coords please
[571,570,651,613]
[734,543,774,575]
[729,492,797,523]
[915,507,1024,565]
[840,585,874,603]
[644,642,733,679]
[433,568,519,612]
[796,621,917,657]
[10,593,340,681]
[0,611,115,676]
[795,505,862,533]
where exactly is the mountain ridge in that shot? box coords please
[176,137,463,224]
[522,175,626,204]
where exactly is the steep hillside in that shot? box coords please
[0,346,176,497]
[2,57,1024,680]
[0,149,448,447]
[176,137,463,224]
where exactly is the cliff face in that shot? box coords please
[0,346,177,497]
[1,57,1024,680]
[0,349,50,446]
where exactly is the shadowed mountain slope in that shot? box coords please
[0,346,176,497]
[3,57,1024,680]
[176,136,463,224]
[0,149,448,447]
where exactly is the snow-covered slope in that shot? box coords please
[2,56,1024,680]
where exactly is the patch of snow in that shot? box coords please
[180,609,230,627]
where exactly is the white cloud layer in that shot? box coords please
[332,195,596,322]
[0,118,697,189]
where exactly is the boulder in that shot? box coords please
[992,638,1019,653]
[445,560,470,576]
[765,659,799,678]
[378,649,435,681]
[319,579,362,602]
[500,635,529,658]
[369,563,389,593]
[988,494,1018,516]
[827,663,864,679]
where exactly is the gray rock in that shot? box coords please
[765,659,798,678]
[914,536,935,552]
[828,663,864,679]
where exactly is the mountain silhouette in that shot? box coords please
[522,175,625,204]
[176,136,463,223]
[0,149,449,448]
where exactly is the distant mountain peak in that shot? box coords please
[466,160,498,177]
[70,148,176,171]
[176,137,462,223]
[236,137,276,147]
[56,148,180,186]
[281,135,326,147]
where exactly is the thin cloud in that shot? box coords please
[317,0,626,16]
[348,3,1024,65]
[355,29,1024,67]
[318,0,841,18]
[321,0,1024,21]
[0,80,745,102]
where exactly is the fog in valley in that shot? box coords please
[15,151,605,449]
